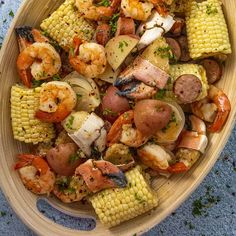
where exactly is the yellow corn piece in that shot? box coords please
[90,166,158,228]
[186,0,231,59]
[40,0,95,50]
[11,85,55,144]
[166,64,209,103]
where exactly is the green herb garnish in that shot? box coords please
[162,112,177,132]
[32,79,44,88]
[102,108,118,116]
[9,10,14,18]
[118,40,129,52]
[134,193,145,204]
[0,211,6,217]
[154,89,166,100]
[66,115,75,129]
[154,46,174,59]
[96,0,110,7]
[109,13,120,36]
[206,4,218,15]
[68,153,80,164]
[52,74,61,81]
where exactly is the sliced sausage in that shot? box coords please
[169,18,185,37]
[96,23,111,46]
[173,74,202,104]
[177,36,191,62]
[201,59,222,84]
[134,99,172,135]
[165,37,181,61]
[115,17,135,36]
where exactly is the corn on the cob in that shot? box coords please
[40,0,95,50]
[186,0,231,59]
[11,85,55,144]
[166,64,209,103]
[90,166,158,228]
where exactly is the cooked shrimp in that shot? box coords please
[121,0,153,21]
[107,110,149,147]
[69,37,107,78]
[191,85,231,133]
[75,0,121,21]
[14,154,55,195]
[16,42,61,87]
[35,81,77,123]
[53,176,89,203]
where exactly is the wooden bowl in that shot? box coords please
[0,0,235,235]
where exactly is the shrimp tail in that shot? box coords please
[168,162,189,173]
[17,68,32,88]
[15,154,38,170]
[208,91,231,133]
[107,110,134,146]
[35,106,71,123]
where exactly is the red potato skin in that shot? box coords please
[46,143,81,176]
[96,23,111,46]
[134,99,172,136]
[102,86,130,122]
[115,17,135,36]
[169,18,185,37]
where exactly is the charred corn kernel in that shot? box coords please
[186,0,231,59]
[40,0,95,50]
[90,166,158,228]
[166,64,209,103]
[11,85,55,144]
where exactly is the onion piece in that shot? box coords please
[155,101,185,143]
[136,11,175,50]
[64,71,100,112]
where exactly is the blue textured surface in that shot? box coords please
[0,1,236,235]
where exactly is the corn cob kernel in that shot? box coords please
[11,85,55,144]
[166,64,209,103]
[186,0,231,59]
[40,0,95,50]
[90,166,158,228]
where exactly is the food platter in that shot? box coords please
[0,0,235,235]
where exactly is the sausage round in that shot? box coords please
[173,74,202,104]
[116,17,135,36]
[201,59,222,84]
[134,99,172,135]
[165,37,181,61]
[96,23,111,46]
[46,143,81,176]
[102,86,130,122]
[177,36,191,62]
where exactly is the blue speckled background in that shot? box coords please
[0,1,236,235]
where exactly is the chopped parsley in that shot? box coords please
[118,40,129,52]
[102,108,118,116]
[68,153,80,164]
[192,186,221,217]
[32,79,44,88]
[109,13,120,36]
[96,0,110,7]
[66,115,75,129]
[56,177,70,192]
[9,10,14,17]
[0,211,6,217]
[206,4,218,15]
[162,112,177,132]
[52,74,61,81]
[154,46,173,59]
[154,89,166,100]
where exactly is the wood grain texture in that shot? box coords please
[0,0,235,235]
